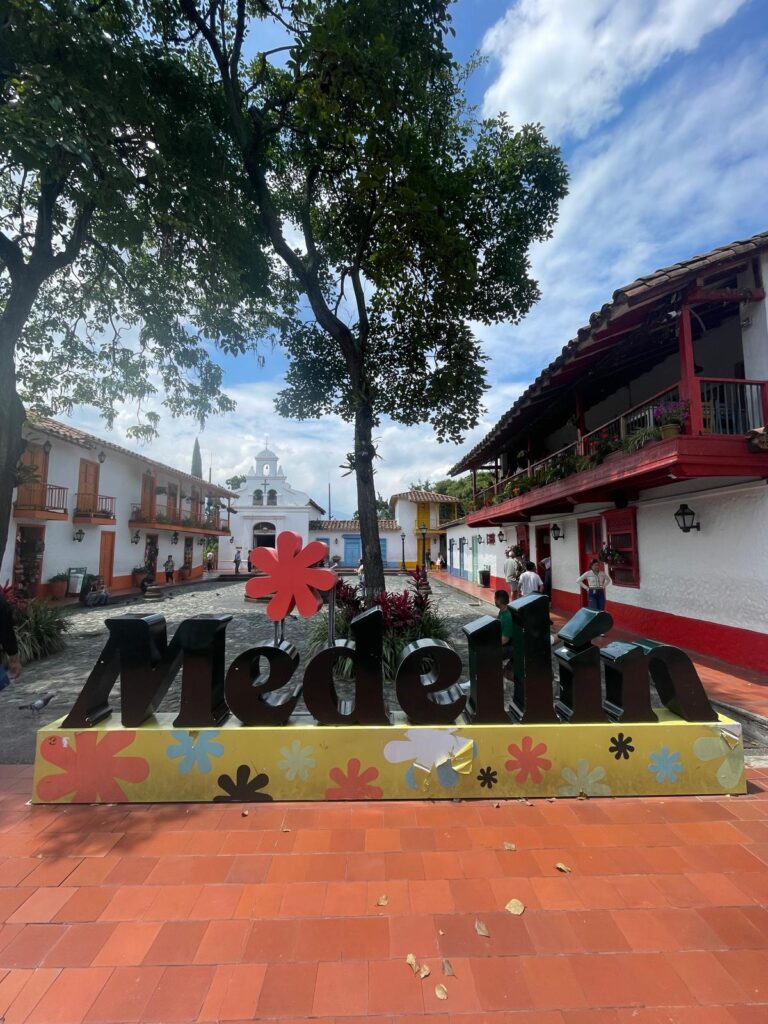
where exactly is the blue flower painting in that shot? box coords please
[648,745,683,784]
[166,730,224,775]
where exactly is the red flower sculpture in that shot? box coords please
[505,736,552,785]
[325,757,383,800]
[245,531,337,621]
[37,731,150,803]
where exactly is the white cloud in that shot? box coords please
[482,0,747,138]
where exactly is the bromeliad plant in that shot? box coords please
[598,543,625,567]
[308,574,450,682]
[0,583,68,666]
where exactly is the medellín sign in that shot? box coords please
[32,532,745,803]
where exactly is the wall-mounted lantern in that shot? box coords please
[497,529,505,543]
[131,530,141,545]
[551,523,565,541]
[171,532,179,545]
[674,503,700,533]
[72,528,85,543]
[97,450,106,464]
[42,440,52,455]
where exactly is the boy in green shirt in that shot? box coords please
[494,588,522,681]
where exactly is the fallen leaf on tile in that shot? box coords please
[435,984,448,1000]
[419,964,431,979]
[505,898,525,915]
[503,841,517,851]
[241,810,249,817]
[442,958,455,977]
[406,953,419,974]
[547,797,556,802]
[376,895,388,907]
[525,799,534,806]
[555,862,571,873]
[281,827,291,833]
[438,929,444,935]
[475,919,490,937]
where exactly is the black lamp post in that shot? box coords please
[420,523,427,571]
[400,531,406,571]
[674,503,700,533]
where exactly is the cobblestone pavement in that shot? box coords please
[1,578,491,763]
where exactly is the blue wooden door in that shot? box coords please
[344,537,361,566]
[379,539,388,567]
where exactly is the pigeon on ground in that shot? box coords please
[18,693,56,713]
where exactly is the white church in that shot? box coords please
[225,444,405,570]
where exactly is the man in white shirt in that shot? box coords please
[518,561,544,597]
[577,558,611,610]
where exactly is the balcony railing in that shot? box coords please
[14,484,68,514]
[473,377,768,508]
[74,493,116,518]
[129,502,229,532]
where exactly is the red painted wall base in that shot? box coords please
[551,588,767,674]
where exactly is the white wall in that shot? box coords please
[741,255,768,380]
[529,485,768,635]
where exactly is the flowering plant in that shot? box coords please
[653,399,690,426]
[598,543,625,566]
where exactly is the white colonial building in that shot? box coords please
[2,418,235,597]
[445,231,768,673]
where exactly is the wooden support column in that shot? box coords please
[471,468,477,501]
[678,305,704,435]
[574,392,586,454]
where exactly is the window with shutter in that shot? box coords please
[602,508,640,587]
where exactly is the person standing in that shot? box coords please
[234,549,242,575]
[577,558,611,610]
[539,554,552,598]
[0,594,21,691]
[163,555,175,583]
[503,547,522,600]
[206,551,214,572]
[518,561,544,597]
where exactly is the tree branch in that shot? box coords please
[50,198,95,272]
[0,230,23,279]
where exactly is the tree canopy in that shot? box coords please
[159,0,568,596]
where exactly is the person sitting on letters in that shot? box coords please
[493,589,515,665]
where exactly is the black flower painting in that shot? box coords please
[609,733,635,761]
[214,764,273,802]
[477,766,498,789]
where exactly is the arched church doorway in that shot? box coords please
[252,522,276,548]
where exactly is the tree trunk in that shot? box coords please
[354,398,385,599]
[0,274,40,573]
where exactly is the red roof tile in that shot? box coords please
[310,519,402,531]
[390,490,460,504]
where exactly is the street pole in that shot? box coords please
[400,531,406,572]
[420,524,427,572]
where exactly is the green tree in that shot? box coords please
[0,0,278,567]
[162,0,567,597]
[432,473,494,516]
[225,473,248,492]
[354,493,392,521]
[191,438,203,478]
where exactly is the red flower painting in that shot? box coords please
[505,736,552,785]
[245,531,337,620]
[37,731,150,803]
[325,758,383,800]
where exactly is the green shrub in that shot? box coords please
[13,599,68,665]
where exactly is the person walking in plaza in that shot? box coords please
[503,546,523,599]
[163,555,175,583]
[234,549,242,575]
[518,560,544,597]
[206,550,214,572]
[577,558,611,610]
[0,593,22,691]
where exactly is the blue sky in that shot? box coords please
[70,0,768,516]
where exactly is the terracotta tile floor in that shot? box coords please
[433,571,768,718]
[2,764,768,1021]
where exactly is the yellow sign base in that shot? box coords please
[31,711,746,803]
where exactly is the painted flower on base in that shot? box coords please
[648,746,683,784]
[559,759,611,797]
[166,730,224,775]
[214,765,273,802]
[325,758,383,800]
[608,733,634,761]
[505,736,552,784]
[37,732,149,803]
[278,740,316,781]
[245,531,337,620]
[693,730,743,789]
[476,766,498,789]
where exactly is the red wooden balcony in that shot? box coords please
[128,502,230,536]
[468,377,768,524]
[13,484,69,521]
[73,493,116,524]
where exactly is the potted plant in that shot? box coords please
[654,399,690,439]
[132,565,150,586]
[48,572,69,600]
[331,554,342,565]
[598,543,625,568]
